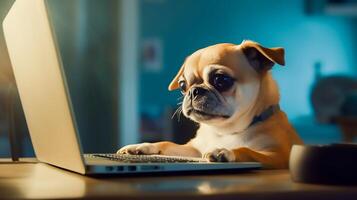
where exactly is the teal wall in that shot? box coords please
[139,0,357,120]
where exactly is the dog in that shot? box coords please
[117,40,303,169]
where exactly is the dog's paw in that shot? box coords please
[203,148,236,162]
[117,143,160,155]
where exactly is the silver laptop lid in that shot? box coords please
[3,0,86,174]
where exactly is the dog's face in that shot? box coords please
[169,41,285,127]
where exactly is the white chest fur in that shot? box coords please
[189,124,249,154]
[189,125,276,154]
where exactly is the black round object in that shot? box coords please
[289,144,357,185]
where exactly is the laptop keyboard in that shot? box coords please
[87,153,207,163]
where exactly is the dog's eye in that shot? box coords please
[210,74,235,92]
[178,81,187,93]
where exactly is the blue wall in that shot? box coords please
[139,0,357,120]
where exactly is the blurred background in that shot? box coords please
[0,0,357,157]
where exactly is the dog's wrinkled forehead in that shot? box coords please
[169,41,285,91]
[182,43,242,83]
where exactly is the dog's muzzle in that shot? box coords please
[184,86,230,119]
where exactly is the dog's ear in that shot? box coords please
[241,40,285,72]
[168,64,185,91]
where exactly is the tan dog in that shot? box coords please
[118,40,303,169]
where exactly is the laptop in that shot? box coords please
[2,0,261,175]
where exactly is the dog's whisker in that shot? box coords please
[177,108,183,122]
[177,96,184,100]
[171,106,182,119]
[175,107,183,122]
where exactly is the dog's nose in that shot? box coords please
[191,87,206,98]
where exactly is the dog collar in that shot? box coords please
[248,104,280,128]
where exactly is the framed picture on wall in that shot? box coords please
[141,38,163,72]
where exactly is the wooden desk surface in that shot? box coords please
[0,159,356,200]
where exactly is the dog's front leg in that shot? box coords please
[117,142,201,157]
[232,147,288,169]
[204,147,288,169]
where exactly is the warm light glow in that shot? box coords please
[22,164,85,199]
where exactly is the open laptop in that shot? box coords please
[2,0,261,175]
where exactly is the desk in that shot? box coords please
[0,159,356,200]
